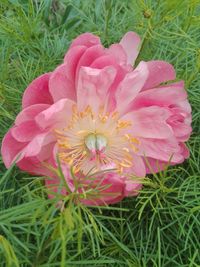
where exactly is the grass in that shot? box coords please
[0,0,200,266]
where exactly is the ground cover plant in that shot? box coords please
[0,0,200,266]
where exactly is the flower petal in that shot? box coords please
[137,137,184,163]
[144,157,169,174]
[142,60,176,90]
[49,63,76,102]
[15,104,50,125]
[64,45,87,64]
[75,45,105,76]
[80,172,125,205]
[124,181,142,197]
[123,153,146,186]
[53,45,88,103]
[17,145,56,176]
[1,129,27,168]
[69,32,101,48]
[22,132,55,158]
[179,143,190,159]
[129,153,146,177]
[143,143,189,174]
[90,55,128,112]
[35,98,75,130]
[122,106,173,139]
[11,121,41,142]
[132,81,187,109]
[107,44,127,65]
[115,61,149,114]
[120,31,141,65]
[22,73,53,109]
[77,66,116,112]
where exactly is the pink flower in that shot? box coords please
[1,32,192,205]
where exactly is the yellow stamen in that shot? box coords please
[56,105,139,175]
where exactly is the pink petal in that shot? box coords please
[22,132,55,158]
[90,54,117,69]
[132,81,187,109]
[179,143,190,159]
[17,147,56,176]
[115,61,149,114]
[75,45,105,79]
[35,142,56,162]
[63,45,87,85]
[122,154,146,196]
[142,61,176,90]
[69,32,101,48]
[77,66,116,112]
[90,55,128,112]
[107,44,127,65]
[122,106,173,139]
[64,45,86,64]
[1,129,27,168]
[129,153,146,177]
[11,121,41,142]
[22,73,53,109]
[124,181,142,197]
[120,31,141,65]
[168,119,192,141]
[15,104,50,125]
[143,144,189,173]
[137,137,184,163]
[57,45,87,103]
[49,63,76,102]
[144,157,169,174]
[80,172,125,205]
[35,98,75,130]
[178,100,192,113]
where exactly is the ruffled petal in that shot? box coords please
[49,64,76,102]
[22,132,55,158]
[144,157,169,174]
[15,104,50,125]
[129,153,146,177]
[22,73,53,108]
[80,172,125,205]
[107,44,127,65]
[132,81,187,109]
[115,61,149,114]
[11,121,41,142]
[122,106,173,139]
[90,55,128,112]
[64,45,87,65]
[75,45,105,77]
[143,145,189,174]
[35,98,75,130]
[1,129,27,168]
[120,31,141,65]
[137,137,184,163]
[142,60,176,90]
[179,143,190,159]
[50,46,87,103]
[124,181,142,197]
[77,66,116,112]
[69,32,101,48]
[17,144,56,176]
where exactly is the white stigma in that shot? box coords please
[85,134,107,153]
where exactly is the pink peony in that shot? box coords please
[1,32,192,205]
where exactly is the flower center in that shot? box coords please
[85,133,107,155]
[55,105,139,174]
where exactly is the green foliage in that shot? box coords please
[0,0,200,266]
